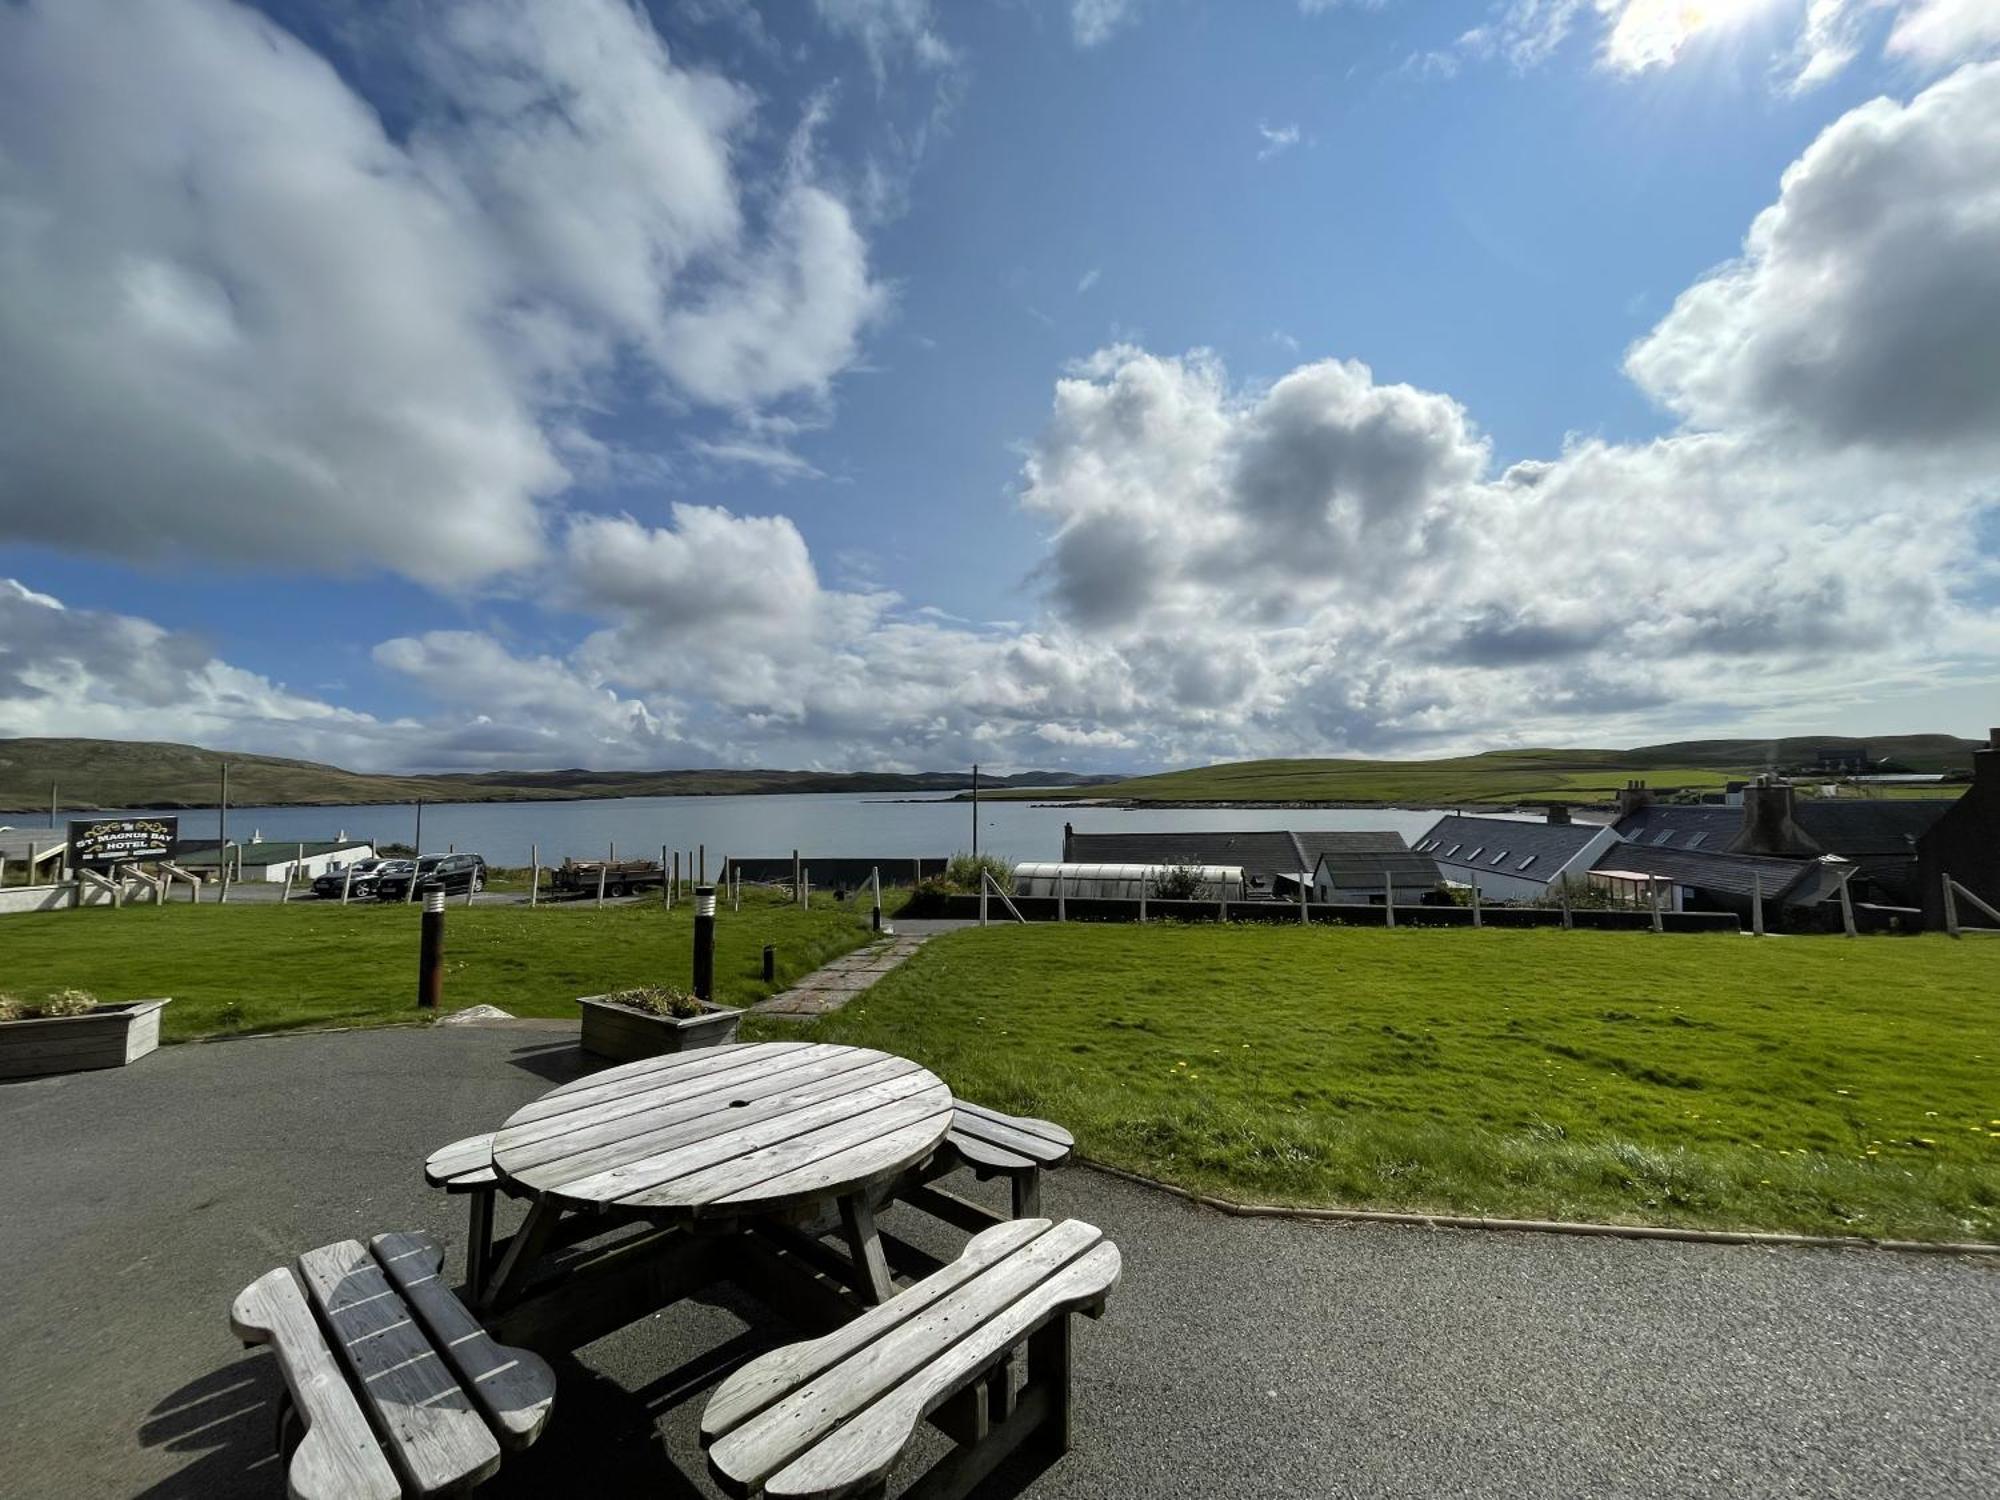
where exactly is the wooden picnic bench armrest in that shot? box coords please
[425,1133,499,1190]
[229,1268,401,1500]
[703,1218,1121,1500]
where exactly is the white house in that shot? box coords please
[1412,809,1619,901]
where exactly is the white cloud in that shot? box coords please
[6,52,2000,773]
[1077,268,1102,294]
[1627,60,2000,448]
[0,0,885,586]
[1886,0,2000,67]
[1257,122,1304,160]
[1071,0,1140,48]
[812,0,956,78]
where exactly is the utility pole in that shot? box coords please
[218,762,229,902]
[413,798,424,855]
[971,763,980,860]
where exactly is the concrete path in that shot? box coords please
[750,930,933,1017]
[2,1024,1995,1499]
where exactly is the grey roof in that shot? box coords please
[1314,848,1443,889]
[1062,829,1415,893]
[1589,844,1819,901]
[1415,815,1604,878]
[1612,805,1743,848]
[1793,801,1955,854]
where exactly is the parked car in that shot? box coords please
[376,853,486,901]
[311,857,386,899]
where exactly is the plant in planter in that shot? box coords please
[0,989,173,1079]
[578,984,741,1062]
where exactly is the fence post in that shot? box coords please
[871,867,882,932]
[803,868,810,911]
[26,843,36,889]
[1299,878,1308,925]
[672,851,680,905]
[1942,873,1960,938]
[793,849,802,906]
[1058,872,1067,924]
[529,844,540,908]
[1648,876,1663,933]
[1138,873,1148,924]
[342,862,354,906]
[596,863,607,909]
[1385,871,1396,929]
[1751,872,1764,936]
[980,875,989,927]
[1218,881,1227,923]
[1838,869,1857,937]
[1471,881,1481,928]
[699,844,706,884]
[464,862,477,907]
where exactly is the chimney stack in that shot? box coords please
[1977,729,2000,787]
[1615,779,1653,818]
[1729,774,1810,856]
[1546,804,1571,825]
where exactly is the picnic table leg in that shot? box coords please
[836,1192,896,1305]
[1010,1169,1041,1221]
[479,1197,560,1312]
[1027,1313,1074,1456]
[465,1188,496,1299]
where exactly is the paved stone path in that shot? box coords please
[750,930,931,1017]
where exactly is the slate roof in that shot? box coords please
[1589,844,1821,901]
[1062,829,1420,894]
[1314,848,1443,889]
[1612,805,1743,849]
[1415,815,1605,878]
[1793,801,1955,854]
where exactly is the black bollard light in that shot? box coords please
[418,887,445,1009]
[761,943,776,983]
[693,884,717,1001]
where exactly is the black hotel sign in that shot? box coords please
[67,816,178,868]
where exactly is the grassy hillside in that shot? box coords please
[0,737,1108,813]
[990,737,1981,806]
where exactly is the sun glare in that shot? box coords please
[1601,0,1781,72]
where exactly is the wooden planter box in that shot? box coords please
[578,994,741,1063]
[0,999,171,1081]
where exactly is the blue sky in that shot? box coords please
[1,0,1996,772]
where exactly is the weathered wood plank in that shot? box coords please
[764,1245,1118,1498]
[690,1113,952,1217]
[496,1054,915,1182]
[624,1094,950,1214]
[425,1133,498,1187]
[549,1073,945,1205]
[950,1101,1075,1153]
[702,1219,1047,1441]
[947,1108,1073,1166]
[229,1268,400,1500]
[297,1240,501,1496]
[512,1043,819,1124]
[369,1231,556,1450]
[706,1224,1120,1497]
[946,1132,1038,1176]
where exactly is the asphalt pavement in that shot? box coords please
[1,1024,1994,1499]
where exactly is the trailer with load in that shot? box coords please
[551,857,665,898]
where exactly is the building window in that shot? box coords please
[1467,847,1484,861]
[1490,850,1508,865]
[1518,854,1537,871]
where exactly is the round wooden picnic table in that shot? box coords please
[483,1042,953,1306]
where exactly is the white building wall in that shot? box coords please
[245,845,376,883]
[1435,827,1622,901]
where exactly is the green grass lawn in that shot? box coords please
[0,889,875,1040]
[802,924,2000,1241]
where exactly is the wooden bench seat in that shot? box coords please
[230,1230,555,1498]
[425,1133,501,1292]
[943,1103,1074,1219]
[702,1217,1119,1500]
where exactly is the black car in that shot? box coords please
[376,852,486,901]
[312,857,387,899]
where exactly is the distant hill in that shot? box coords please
[0,737,1114,814]
[981,735,1984,807]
